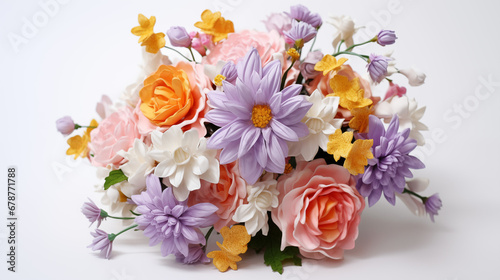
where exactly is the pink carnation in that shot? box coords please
[188,160,247,231]
[272,159,365,260]
[89,106,141,168]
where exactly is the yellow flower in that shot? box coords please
[66,119,98,159]
[207,225,251,272]
[328,75,372,110]
[314,54,348,76]
[344,139,373,175]
[131,14,165,53]
[141,32,166,54]
[194,10,234,43]
[326,129,373,175]
[349,106,373,133]
[131,14,156,43]
[287,48,300,61]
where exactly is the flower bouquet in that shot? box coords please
[57,5,442,273]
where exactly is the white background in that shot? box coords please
[1,0,500,279]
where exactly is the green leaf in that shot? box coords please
[249,213,302,274]
[104,170,128,190]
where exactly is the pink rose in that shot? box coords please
[305,65,379,121]
[272,159,365,259]
[188,160,247,231]
[190,31,214,56]
[134,61,211,138]
[204,30,285,67]
[89,106,141,168]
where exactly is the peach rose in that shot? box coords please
[305,65,380,120]
[188,160,247,231]
[272,159,365,260]
[135,61,211,137]
[89,106,141,168]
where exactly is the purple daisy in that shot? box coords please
[131,174,218,258]
[357,115,425,206]
[286,4,322,28]
[206,48,312,184]
[367,54,390,83]
[424,193,442,222]
[87,229,113,259]
[283,20,317,47]
[81,198,105,227]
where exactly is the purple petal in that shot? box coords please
[237,48,262,84]
[270,119,298,141]
[239,153,263,184]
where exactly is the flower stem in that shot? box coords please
[107,215,136,220]
[108,224,138,241]
[403,188,426,202]
[164,46,193,62]
[343,39,375,52]
[188,47,197,63]
[280,57,297,90]
[74,124,97,130]
[332,51,369,61]
[337,40,344,53]
[202,226,214,252]
[308,35,318,52]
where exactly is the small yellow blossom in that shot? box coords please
[349,106,373,133]
[131,14,165,53]
[66,119,98,159]
[286,48,300,61]
[314,54,348,76]
[344,139,374,175]
[327,129,353,161]
[328,75,372,110]
[207,225,251,272]
[194,10,234,43]
[131,14,156,43]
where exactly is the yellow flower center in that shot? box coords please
[287,48,300,61]
[251,105,272,128]
[284,163,293,174]
[214,74,226,86]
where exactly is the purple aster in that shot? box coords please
[87,229,113,259]
[220,61,237,84]
[81,198,106,227]
[131,174,218,258]
[367,54,390,83]
[284,20,317,47]
[424,193,442,222]
[377,30,397,46]
[206,48,312,184]
[357,115,425,207]
[175,244,210,264]
[286,4,322,28]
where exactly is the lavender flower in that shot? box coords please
[367,54,390,83]
[377,30,397,46]
[220,61,237,84]
[284,20,317,47]
[300,50,323,80]
[88,229,113,259]
[206,48,312,184]
[81,198,105,227]
[357,115,425,206]
[175,244,210,264]
[167,26,191,48]
[131,174,218,258]
[425,193,442,222]
[56,116,75,136]
[263,12,292,35]
[286,4,322,28]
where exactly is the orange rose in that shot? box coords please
[139,65,194,126]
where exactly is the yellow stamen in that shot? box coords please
[214,74,226,86]
[251,105,272,128]
[284,163,293,174]
[287,48,300,61]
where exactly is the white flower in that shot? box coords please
[203,60,226,81]
[374,95,428,145]
[384,50,398,76]
[149,126,220,201]
[122,47,172,107]
[232,173,279,236]
[399,67,426,86]
[288,90,344,161]
[117,139,155,194]
[395,178,429,217]
[328,15,359,48]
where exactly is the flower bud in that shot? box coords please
[56,116,75,136]
[399,67,426,86]
[167,26,191,48]
[376,30,397,46]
